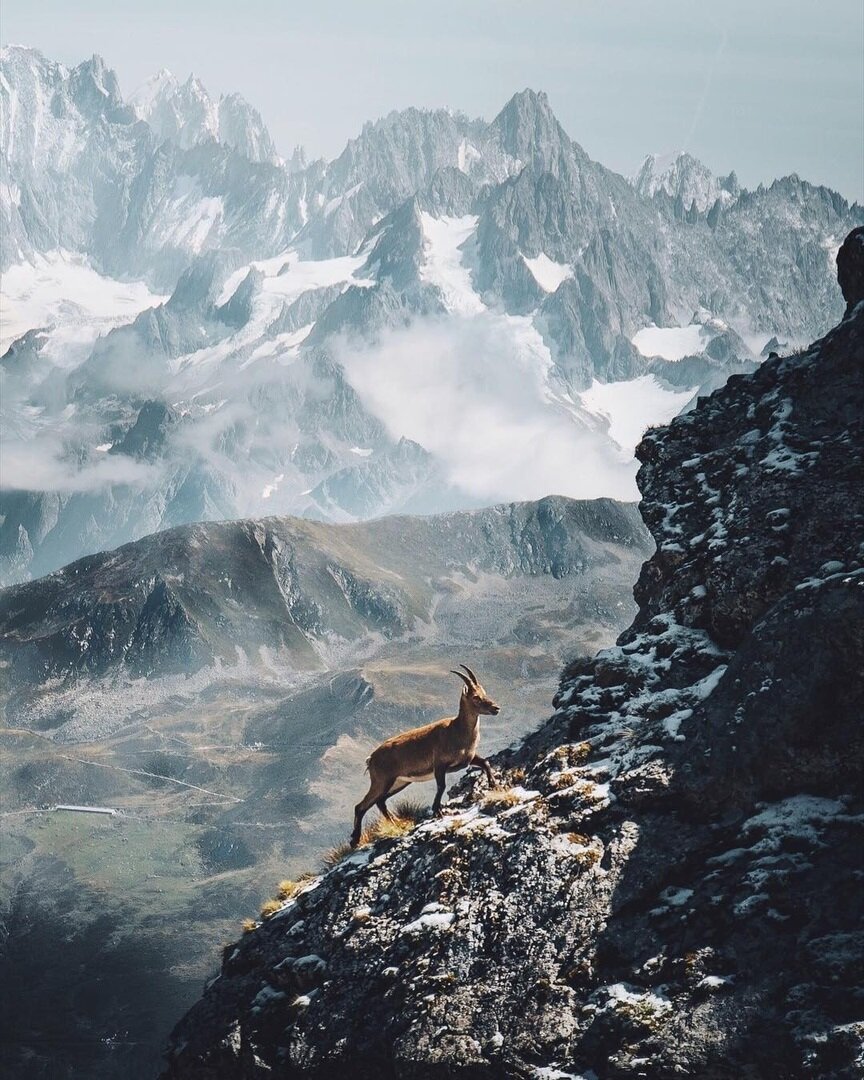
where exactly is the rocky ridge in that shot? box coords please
[161,235,864,1079]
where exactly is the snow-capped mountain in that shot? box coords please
[129,69,280,164]
[1,46,862,585]
[631,149,739,216]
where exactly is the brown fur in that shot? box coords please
[350,666,500,846]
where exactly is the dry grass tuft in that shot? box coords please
[507,767,527,784]
[391,797,428,823]
[370,815,415,840]
[566,833,601,869]
[241,918,258,933]
[322,840,355,867]
[480,786,522,809]
[570,741,592,764]
[277,879,301,901]
[550,770,577,789]
[260,898,283,919]
[567,832,591,846]
[552,742,592,767]
[321,802,427,870]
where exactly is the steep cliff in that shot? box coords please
[161,231,864,1079]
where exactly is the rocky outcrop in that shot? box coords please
[837,226,864,315]
[161,238,864,1079]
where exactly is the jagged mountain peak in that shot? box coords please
[490,86,573,168]
[129,66,178,104]
[632,148,729,214]
[130,65,279,163]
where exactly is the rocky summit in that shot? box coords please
[160,235,864,1079]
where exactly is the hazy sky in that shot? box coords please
[3,0,862,201]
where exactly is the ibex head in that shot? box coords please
[451,663,500,715]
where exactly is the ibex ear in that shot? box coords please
[450,670,473,690]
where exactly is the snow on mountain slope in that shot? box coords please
[216,249,374,309]
[579,375,697,454]
[0,250,168,354]
[631,322,714,361]
[418,212,484,314]
[522,251,573,292]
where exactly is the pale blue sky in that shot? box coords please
[3,0,862,200]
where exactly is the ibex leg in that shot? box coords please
[470,754,496,787]
[376,780,411,819]
[431,764,448,817]
[351,774,393,846]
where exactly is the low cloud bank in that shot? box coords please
[336,315,640,505]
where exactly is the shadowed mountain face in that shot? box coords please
[0,495,650,1080]
[159,237,863,1079]
[2,46,862,586]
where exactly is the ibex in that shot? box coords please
[350,665,500,846]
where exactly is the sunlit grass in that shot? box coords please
[479,786,522,809]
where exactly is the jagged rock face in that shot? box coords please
[161,242,864,1079]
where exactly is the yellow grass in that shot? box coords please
[277,879,301,901]
[322,840,355,867]
[260,898,283,919]
[480,786,522,809]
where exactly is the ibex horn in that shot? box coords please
[450,670,473,689]
[459,663,478,685]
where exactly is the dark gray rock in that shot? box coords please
[837,226,864,314]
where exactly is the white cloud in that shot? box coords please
[335,315,640,504]
[0,436,161,493]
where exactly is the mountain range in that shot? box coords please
[2,45,862,587]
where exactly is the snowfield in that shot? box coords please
[0,250,168,353]
[579,375,697,454]
[419,213,485,315]
[632,323,713,361]
[522,252,573,292]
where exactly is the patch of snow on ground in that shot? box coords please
[457,138,482,173]
[418,212,484,315]
[522,252,573,293]
[578,376,697,454]
[532,1067,589,1080]
[741,795,848,853]
[400,908,456,935]
[632,323,712,361]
